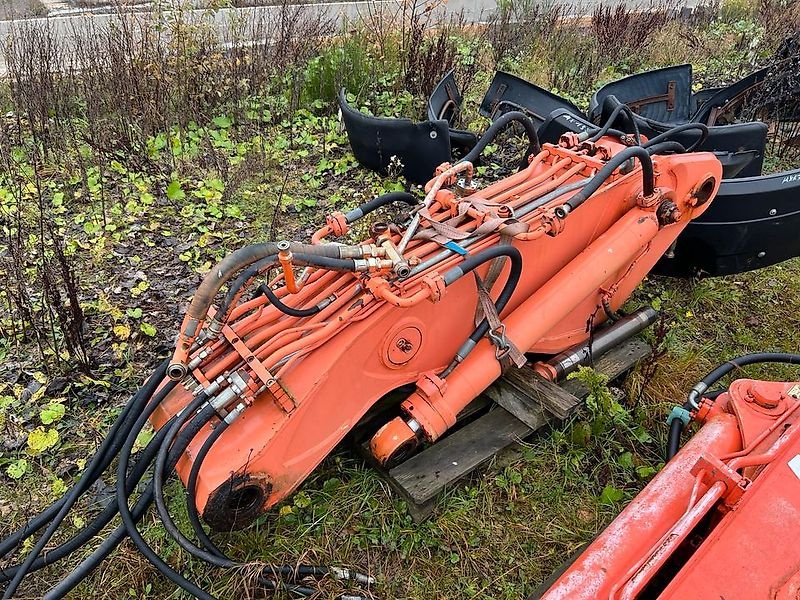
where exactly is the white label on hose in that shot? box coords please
[789,454,800,480]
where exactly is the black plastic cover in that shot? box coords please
[339,89,451,185]
[693,67,768,125]
[480,71,585,126]
[589,64,693,124]
[653,169,800,277]
[427,69,479,151]
[427,69,462,123]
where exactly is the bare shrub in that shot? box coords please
[401,2,465,97]
[591,1,678,68]
[485,0,573,69]
[756,0,800,48]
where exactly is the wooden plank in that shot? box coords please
[389,406,538,505]
[483,378,551,430]
[498,367,581,420]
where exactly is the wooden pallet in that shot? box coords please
[358,337,652,521]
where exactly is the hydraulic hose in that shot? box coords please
[666,352,800,460]
[440,246,523,376]
[218,252,348,321]
[646,141,687,155]
[0,365,173,599]
[554,146,655,218]
[590,97,641,145]
[687,352,800,408]
[666,418,683,461]
[186,417,231,558]
[0,358,170,560]
[461,110,541,170]
[115,391,218,600]
[171,241,365,379]
[42,416,188,600]
[643,122,709,152]
[258,284,325,318]
[0,414,176,584]
[343,191,418,224]
[153,403,235,567]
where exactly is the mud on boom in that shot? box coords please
[1,111,721,599]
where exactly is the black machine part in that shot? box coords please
[653,168,800,277]
[588,64,771,178]
[538,108,765,180]
[427,69,480,151]
[338,89,453,185]
[479,70,586,126]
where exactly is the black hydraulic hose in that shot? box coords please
[0,414,176,584]
[219,257,278,318]
[258,284,323,318]
[343,192,418,224]
[116,391,218,600]
[595,96,641,145]
[0,358,170,560]
[666,418,684,461]
[590,99,641,145]
[153,403,235,567]
[43,415,184,600]
[689,352,800,405]
[174,241,362,377]
[0,365,172,599]
[667,352,800,461]
[186,417,230,558]
[461,110,541,170]
[646,141,687,155]
[219,252,349,321]
[643,122,709,152]
[554,146,655,218]
[441,246,523,364]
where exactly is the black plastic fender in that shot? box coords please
[653,169,800,277]
[589,64,693,124]
[480,71,585,126]
[339,89,451,185]
[427,69,479,151]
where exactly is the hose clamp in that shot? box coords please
[667,405,692,427]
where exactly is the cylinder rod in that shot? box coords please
[536,306,658,381]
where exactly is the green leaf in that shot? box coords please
[51,476,67,498]
[636,465,658,479]
[618,451,634,470]
[140,322,157,337]
[6,458,28,479]
[166,180,185,202]
[293,491,312,509]
[27,427,60,455]
[133,427,154,454]
[126,307,143,319]
[40,402,66,425]
[212,115,232,129]
[599,484,625,505]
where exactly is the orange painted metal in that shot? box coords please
[151,138,722,530]
[541,379,800,600]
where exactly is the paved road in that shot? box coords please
[0,0,699,75]
[0,0,45,20]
